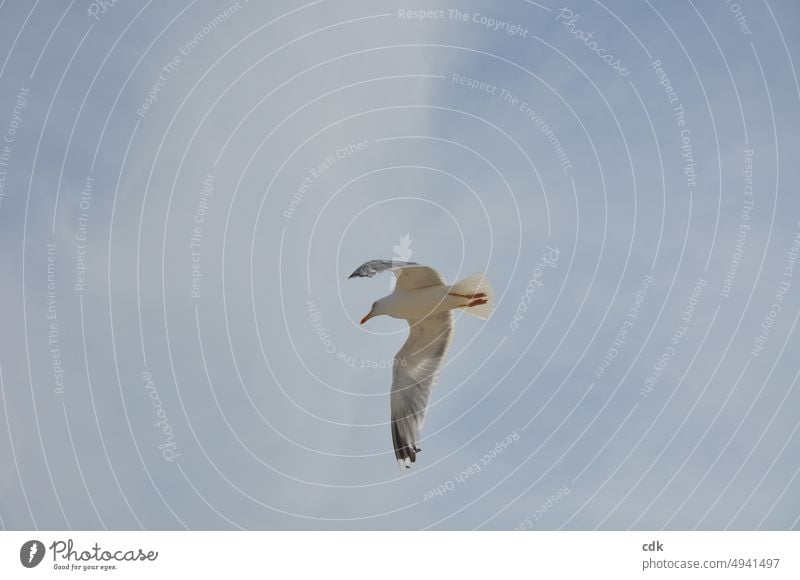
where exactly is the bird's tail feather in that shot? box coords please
[450,273,495,319]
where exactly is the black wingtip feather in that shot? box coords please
[391,419,424,467]
[347,259,419,280]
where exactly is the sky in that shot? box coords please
[0,0,799,530]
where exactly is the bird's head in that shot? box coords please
[360,299,386,325]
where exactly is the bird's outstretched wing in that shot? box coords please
[348,259,446,290]
[348,259,417,278]
[391,311,454,468]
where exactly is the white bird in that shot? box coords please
[348,260,495,469]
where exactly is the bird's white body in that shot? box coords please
[378,285,460,321]
[349,260,495,469]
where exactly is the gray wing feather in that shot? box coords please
[348,259,418,279]
[391,311,454,468]
[349,260,446,290]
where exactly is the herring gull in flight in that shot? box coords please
[348,260,495,469]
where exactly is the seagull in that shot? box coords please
[348,259,495,469]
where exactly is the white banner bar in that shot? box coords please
[1,531,797,579]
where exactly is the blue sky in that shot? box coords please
[1,0,799,530]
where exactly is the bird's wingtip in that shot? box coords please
[348,259,422,280]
